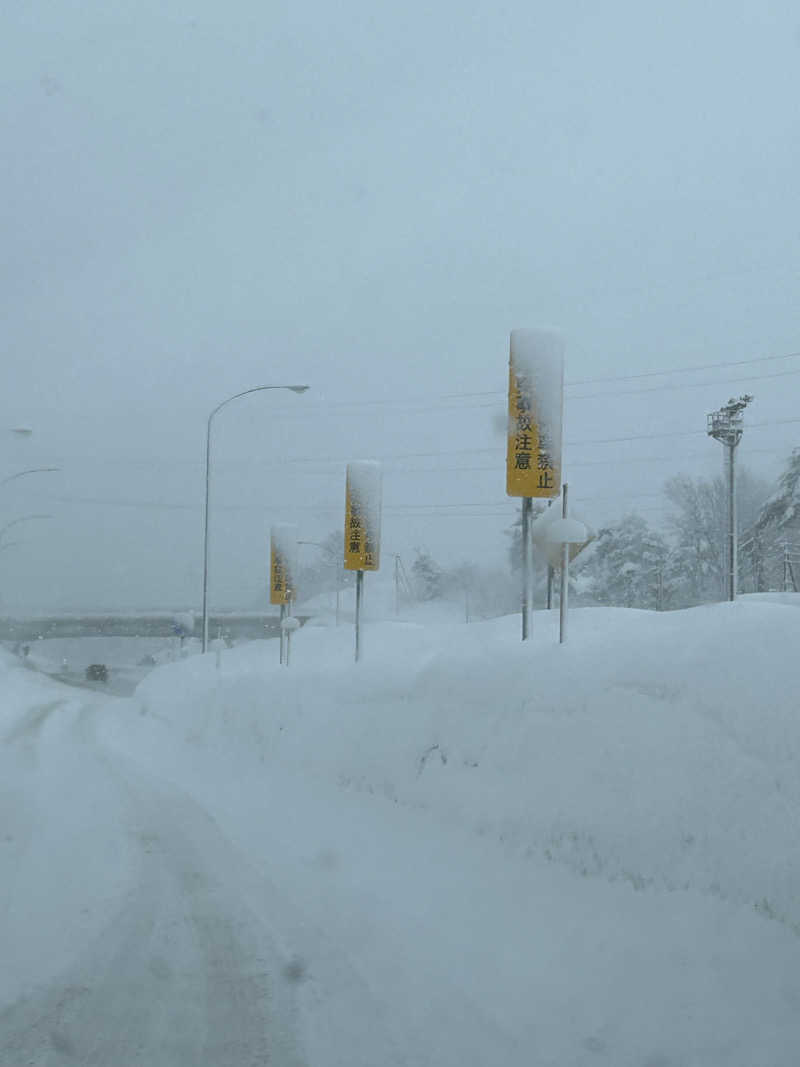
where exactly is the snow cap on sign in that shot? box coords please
[529,505,561,540]
[546,517,589,544]
[509,328,565,457]
[271,522,298,560]
[348,460,382,533]
[271,523,298,582]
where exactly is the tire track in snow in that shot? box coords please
[0,696,308,1067]
[3,700,68,744]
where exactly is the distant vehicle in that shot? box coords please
[85,664,109,683]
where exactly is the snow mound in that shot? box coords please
[92,598,800,1064]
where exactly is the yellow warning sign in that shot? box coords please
[270,527,296,605]
[506,331,563,498]
[344,462,382,572]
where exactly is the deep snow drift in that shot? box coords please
[2,597,800,1065]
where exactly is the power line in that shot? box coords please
[442,348,800,398]
[567,349,800,388]
[569,363,800,401]
[17,419,800,487]
[211,351,800,415]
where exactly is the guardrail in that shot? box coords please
[0,614,309,642]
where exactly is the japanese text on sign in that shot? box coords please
[270,525,297,605]
[506,330,564,498]
[344,462,382,571]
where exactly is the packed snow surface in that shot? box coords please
[2,596,800,1064]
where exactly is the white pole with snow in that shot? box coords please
[355,570,364,661]
[559,485,569,644]
[521,496,532,640]
[545,486,589,646]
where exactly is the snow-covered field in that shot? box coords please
[2,596,800,1064]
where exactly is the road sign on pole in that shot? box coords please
[506,329,564,641]
[270,524,298,606]
[344,461,382,572]
[506,329,564,500]
[271,524,297,664]
[344,462,382,662]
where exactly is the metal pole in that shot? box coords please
[0,467,60,488]
[355,569,364,662]
[727,442,737,601]
[202,414,213,653]
[279,602,286,664]
[521,496,532,640]
[545,499,554,610]
[335,562,341,627]
[559,483,569,644]
[200,384,309,653]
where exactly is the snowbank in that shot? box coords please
[94,595,800,1064]
[129,598,800,925]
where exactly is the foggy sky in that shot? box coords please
[2,1,799,611]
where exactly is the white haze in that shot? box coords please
[1,1,799,611]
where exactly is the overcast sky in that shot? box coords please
[2,1,799,611]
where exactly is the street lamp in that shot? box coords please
[707,394,753,602]
[201,384,310,652]
[0,468,60,487]
[0,514,53,544]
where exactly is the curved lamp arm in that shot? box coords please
[201,384,310,651]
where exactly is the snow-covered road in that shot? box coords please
[0,688,306,1066]
[4,598,800,1065]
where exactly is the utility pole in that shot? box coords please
[707,394,753,602]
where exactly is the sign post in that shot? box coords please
[545,485,590,645]
[270,524,297,665]
[559,485,569,644]
[344,461,382,662]
[506,329,564,640]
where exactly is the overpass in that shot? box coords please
[0,612,308,642]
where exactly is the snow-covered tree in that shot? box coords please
[664,468,769,604]
[741,450,800,591]
[578,514,671,609]
[411,548,445,601]
[289,529,355,607]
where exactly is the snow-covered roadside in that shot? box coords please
[0,654,139,1005]
[0,652,308,1064]
[92,597,800,1065]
